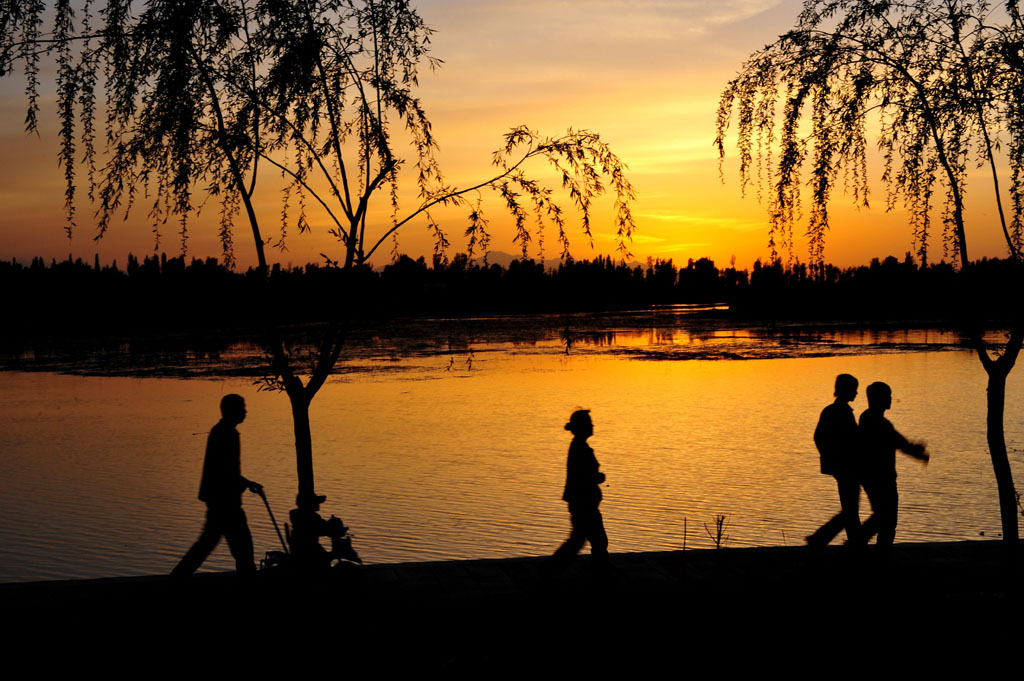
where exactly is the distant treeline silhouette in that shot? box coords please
[2,251,1020,339]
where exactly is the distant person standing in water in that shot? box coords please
[806,374,862,548]
[171,394,263,578]
[547,409,609,575]
[858,382,929,550]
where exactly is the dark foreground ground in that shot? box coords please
[3,541,1021,674]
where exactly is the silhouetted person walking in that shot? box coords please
[171,394,263,578]
[806,374,862,548]
[858,382,929,550]
[547,410,609,576]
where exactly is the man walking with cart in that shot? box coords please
[171,394,263,578]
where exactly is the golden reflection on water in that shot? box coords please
[560,325,971,361]
[0,345,1020,582]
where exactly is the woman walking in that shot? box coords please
[548,409,609,575]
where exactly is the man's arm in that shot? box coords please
[892,424,929,463]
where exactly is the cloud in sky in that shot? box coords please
[419,1,787,39]
[418,0,795,74]
[592,231,664,245]
[637,212,764,230]
[649,242,712,254]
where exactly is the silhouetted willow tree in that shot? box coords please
[717,0,1023,545]
[1,1,636,506]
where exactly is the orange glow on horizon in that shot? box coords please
[0,0,1017,272]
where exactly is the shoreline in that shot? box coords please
[4,540,1020,670]
[0,315,984,379]
[2,537,1016,592]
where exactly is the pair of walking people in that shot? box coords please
[808,374,929,550]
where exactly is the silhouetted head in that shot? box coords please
[565,409,593,438]
[866,382,892,411]
[296,492,327,511]
[220,394,247,425]
[834,374,858,402]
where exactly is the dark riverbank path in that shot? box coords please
[3,540,1019,672]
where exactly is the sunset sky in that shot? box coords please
[0,0,1016,270]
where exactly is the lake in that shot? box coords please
[0,313,1020,582]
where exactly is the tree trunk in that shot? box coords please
[984,364,1020,550]
[289,391,316,500]
[979,328,1023,557]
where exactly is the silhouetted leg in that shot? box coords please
[222,508,256,574]
[582,507,609,562]
[861,478,878,543]
[836,474,862,544]
[551,521,587,563]
[860,513,879,543]
[807,512,845,546]
[875,481,898,549]
[807,474,860,546]
[862,477,897,548]
[171,507,223,577]
[548,504,594,575]
[585,508,610,580]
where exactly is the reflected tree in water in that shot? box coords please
[0,2,635,514]
[716,0,1024,545]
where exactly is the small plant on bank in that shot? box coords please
[705,514,730,550]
